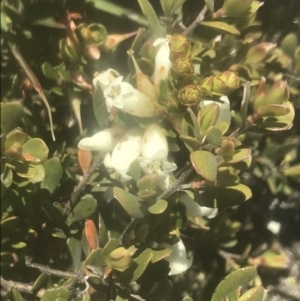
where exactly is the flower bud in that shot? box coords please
[84,44,101,60]
[168,34,192,61]
[103,31,138,51]
[178,85,202,106]
[172,56,194,78]
[201,71,240,95]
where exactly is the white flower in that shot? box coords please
[164,239,193,276]
[78,127,126,152]
[202,95,231,125]
[104,76,156,117]
[179,193,218,219]
[93,68,119,91]
[152,38,172,88]
[110,127,143,181]
[138,124,177,190]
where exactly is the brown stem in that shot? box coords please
[64,151,103,215]
[25,258,76,279]
[158,163,194,200]
[0,276,45,297]
[183,5,208,36]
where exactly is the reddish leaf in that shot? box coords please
[85,219,99,250]
[78,149,92,174]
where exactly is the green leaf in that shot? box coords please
[1,166,13,189]
[101,239,119,264]
[148,199,168,214]
[199,103,220,135]
[0,102,24,134]
[222,0,253,17]
[200,184,252,208]
[131,248,153,281]
[190,151,217,181]
[283,164,300,182]
[67,236,82,271]
[224,148,252,169]
[200,21,240,35]
[40,287,70,301]
[151,248,172,263]
[238,286,266,301]
[206,127,222,145]
[138,0,164,37]
[10,288,23,301]
[67,196,97,223]
[28,164,45,183]
[204,0,214,12]
[113,187,147,219]
[86,0,148,26]
[137,174,158,191]
[41,157,63,193]
[84,248,104,267]
[211,266,256,301]
[1,216,20,232]
[160,0,187,17]
[42,62,59,80]
[256,104,290,117]
[180,135,201,152]
[4,128,27,149]
[31,273,49,293]
[22,138,49,162]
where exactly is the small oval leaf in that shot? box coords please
[190,150,217,181]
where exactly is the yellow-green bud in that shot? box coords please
[201,71,240,95]
[178,85,202,106]
[168,34,192,61]
[172,56,194,78]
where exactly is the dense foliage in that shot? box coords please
[1,0,300,301]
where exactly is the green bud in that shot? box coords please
[201,71,240,95]
[178,85,202,106]
[253,77,267,111]
[168,34,192,61]
[172,56,194,78]
[77,23,107,46]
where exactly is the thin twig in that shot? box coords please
[9,43,56,141]
[0,276,45,298]
[64,151,103,215]
[229,120,253,138]
[183,5,208,36]
[158,163,194,200]
[25,259,76,279]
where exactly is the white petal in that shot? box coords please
[141,124,168,159]
[111,127,143,181]
[120,89,156,117]
[138,157,153,174]
[93,68,119,90]
[161,160,177,173]
[202,96,231,124]
[78,127,126,152]
[179,193,218,219]
[153,38,172,87]
[165,239,193,276]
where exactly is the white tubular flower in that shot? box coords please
[164,239,193,276]
[152,38,172,88]
[110,127,143,181]
[138,124,177,190]
[93,68,119,91]
[202,95,231,125]
[78,127,126,152]
[104,76,156,117]
[179,193,218,219]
